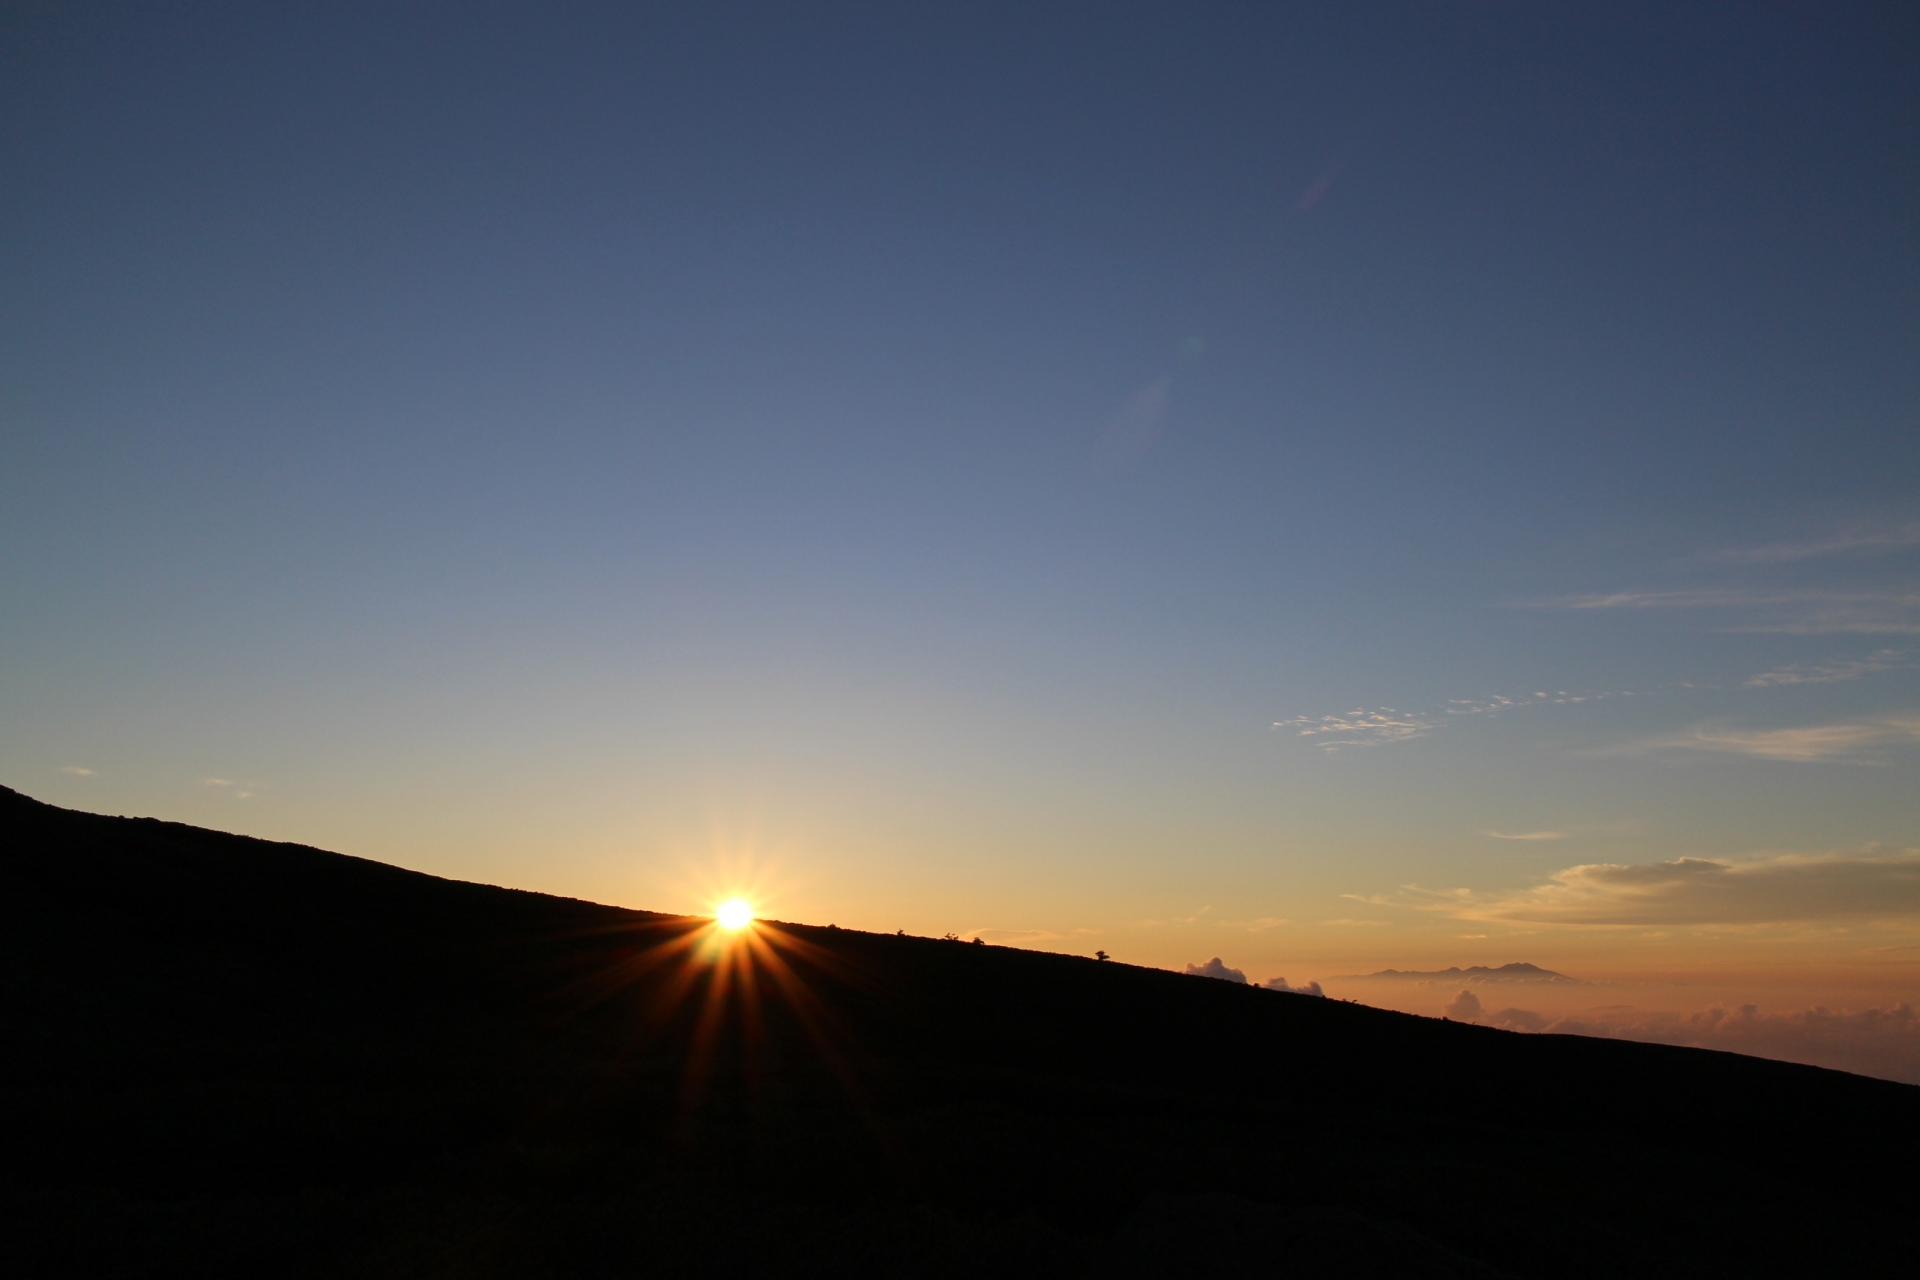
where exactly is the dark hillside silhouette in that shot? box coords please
[4,784,1915,1278]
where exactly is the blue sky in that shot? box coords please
[4,2,1917,986]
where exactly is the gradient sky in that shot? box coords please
[5,3,1918,1007]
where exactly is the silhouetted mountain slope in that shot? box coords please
[3,785,1915,1279]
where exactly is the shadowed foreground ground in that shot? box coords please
[4,785,1915,1278]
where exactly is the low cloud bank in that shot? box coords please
[1483,1006,1550,1032]
[1466,1001,1920,1084]
[1263,976,1325,996]
[1452,847,1920,925]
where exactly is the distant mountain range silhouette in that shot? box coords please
[1339,962,1583,985]
[3,783,1915,1279]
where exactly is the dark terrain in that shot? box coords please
[4,784,1915,1278]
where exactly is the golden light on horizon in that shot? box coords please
[716,898,755,931]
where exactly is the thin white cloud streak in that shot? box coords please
[1226,917,1291,932]
[1093,377,1170,473]
[1744,650,1907,687]
[1709,522,1920,565]
[1538,589,1767,610]
[1615,716,1920,763]
[1430,848,1920,927]
[59,766,96,776]
[1479,821,1639,842]
[1528,589,1920,635]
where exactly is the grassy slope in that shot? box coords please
[3,784,1915,1278]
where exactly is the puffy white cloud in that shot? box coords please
[1444,990,1482,1020]
[1184,957,1247,984]
[1447,848,1920,926]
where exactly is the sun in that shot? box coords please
[715,898,755,931]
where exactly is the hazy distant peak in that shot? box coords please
[1338,962,1582,985]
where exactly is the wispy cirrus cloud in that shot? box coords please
[1430,848,1920,927]
[1223,916,1291,932]
[1529,589,1920,634]
[1707,522,1920,565]
[1273,707,1434,749]
[1479,820,1640,842]
[1092,377,1171,473]
[1534,516,1920,632]
[1537,588,1762,610]
[1614,715,1920,763]
[1446,689,1632,714]
[1744,649,1907,687]
[1278,688,1632,751]
[60,766,97,776]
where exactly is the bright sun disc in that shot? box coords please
[716,898,754,930]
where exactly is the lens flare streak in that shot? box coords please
[552,909,879,1135]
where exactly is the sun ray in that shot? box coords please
[536,904,896,1142]
[677,936,737,1125]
